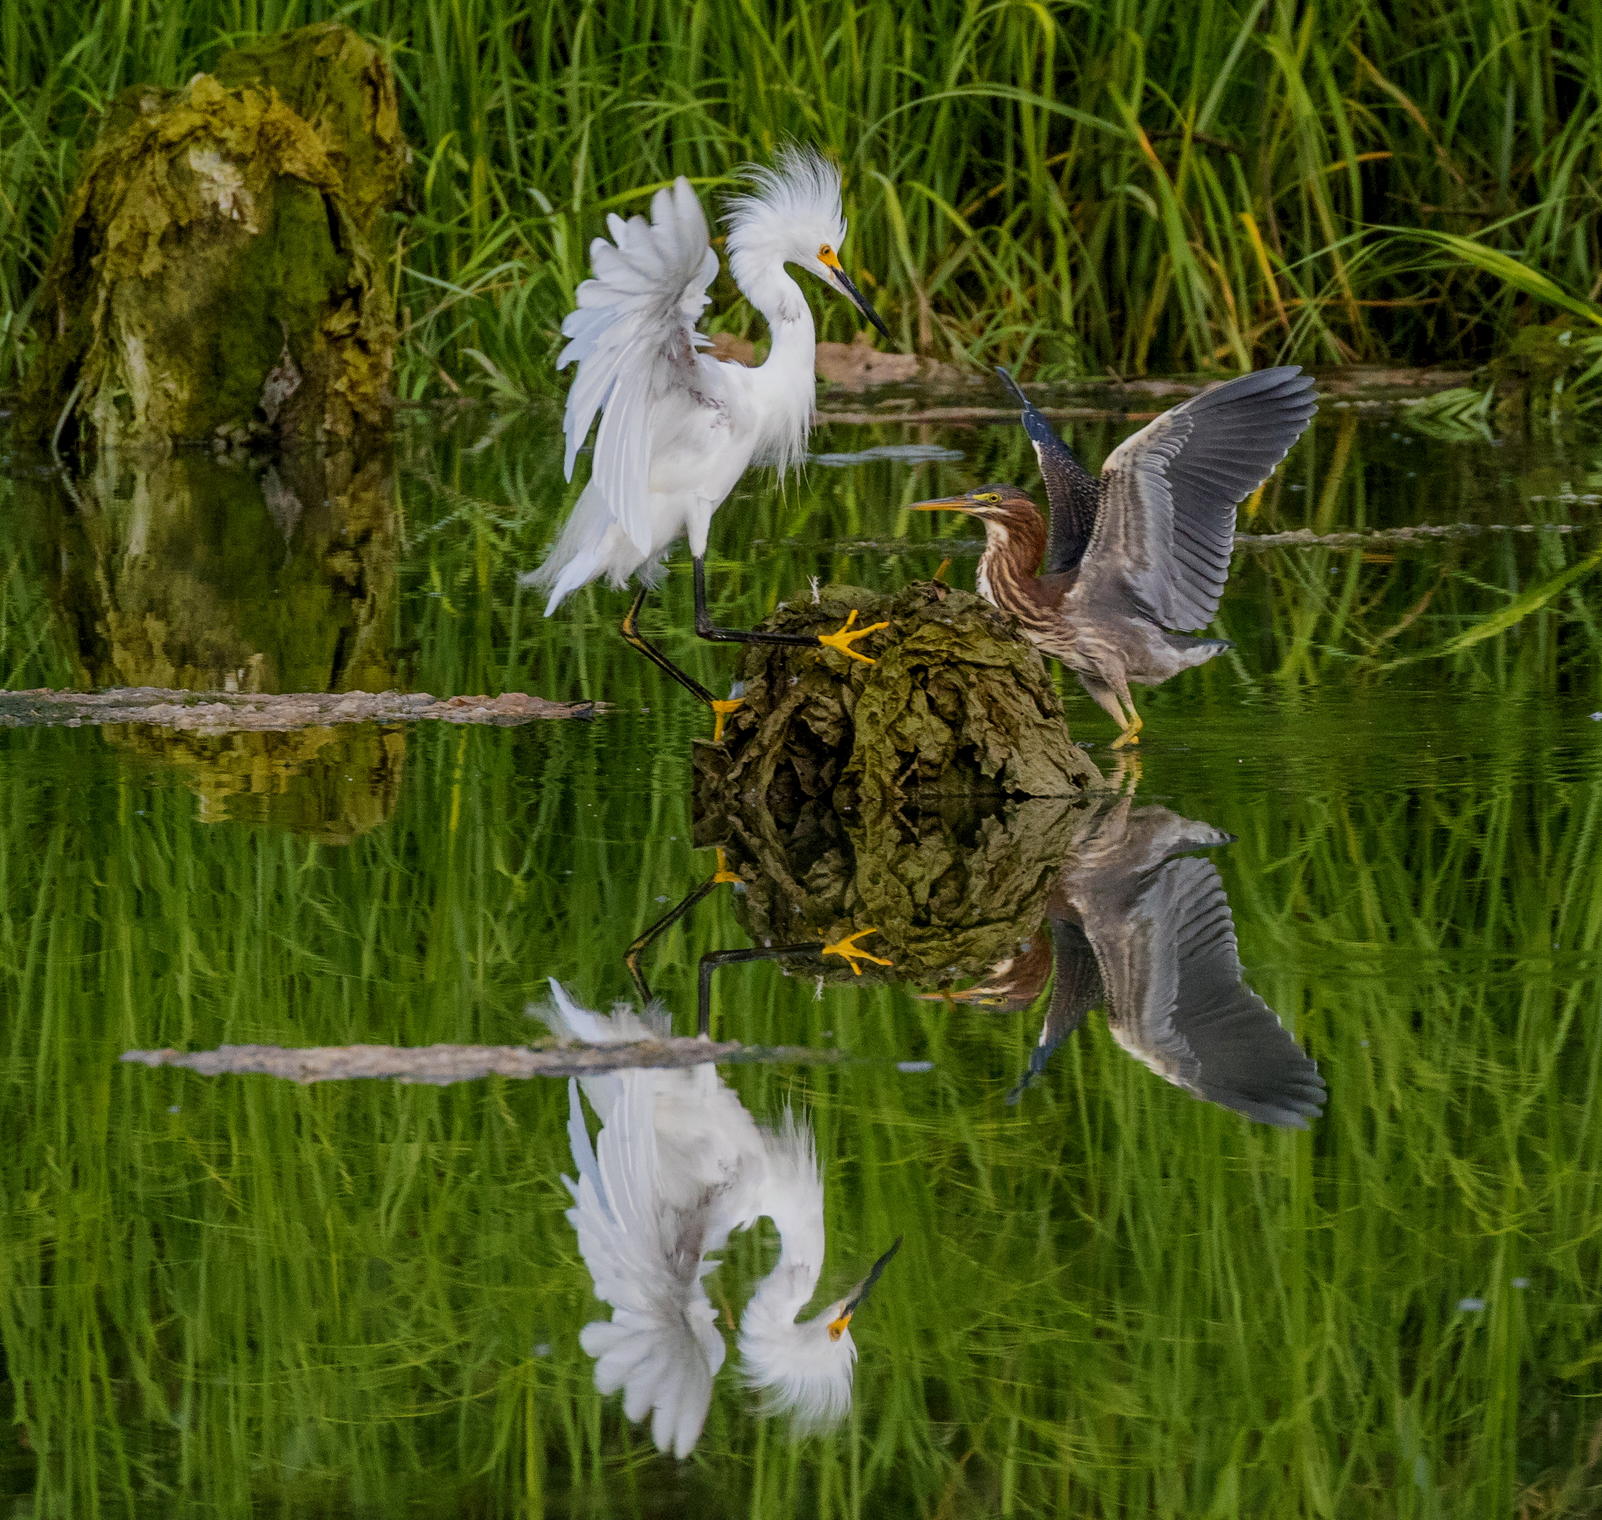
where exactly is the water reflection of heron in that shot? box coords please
[935,795,1326,1126]
[913,367,1316,747]
[529,149,892,738]
[539,983,898,1458]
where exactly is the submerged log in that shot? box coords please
[700,581,1099,812]
[19,23,405,450]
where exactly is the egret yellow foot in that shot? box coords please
[817,610,889,664]
[712,846,743,886]
[821,926,893,976]
[709,697,744,744]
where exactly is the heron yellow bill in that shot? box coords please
[826,1236,903,1340]
[818,247,891,339]
[909,495,977,513]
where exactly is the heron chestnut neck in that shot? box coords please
[911,485,1051,599]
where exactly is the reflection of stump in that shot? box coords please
[19,23,405,449]
[703,582,1099,810]
[22,446,403,841]
[693,792,1088,986]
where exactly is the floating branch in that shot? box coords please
[0,687,596,731]
[121,1038,838,1084]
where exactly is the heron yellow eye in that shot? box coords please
[975,491,1001,505]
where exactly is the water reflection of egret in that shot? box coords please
[912,367,1316,747]
[932,796,1326,1126]
[529,149,892,737]
[539,983,898,1458]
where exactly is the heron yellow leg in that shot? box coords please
[931,557,953,584]
[1110,710,1144,750]
[821,926,893,975]
[817,609,889,664]
[710,697,743,744]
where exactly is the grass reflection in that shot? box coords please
[0,409,1599,1516]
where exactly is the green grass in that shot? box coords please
[2,409,1601,1516]
[7,0,1602,396]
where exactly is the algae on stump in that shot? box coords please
[700,581,1099,811]
[19,23,406,450]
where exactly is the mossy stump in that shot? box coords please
[696,581,1099,814]
[19,23,406,451]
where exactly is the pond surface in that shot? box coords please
[1,397,1600,1517]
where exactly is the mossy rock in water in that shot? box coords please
[702,581,1098,812]
[19,23,405,451]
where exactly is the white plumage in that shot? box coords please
[528,148,888,617]
[538,982,895,1457]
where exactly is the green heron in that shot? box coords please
[929,794,1325,1126]
[912,367,1317,746]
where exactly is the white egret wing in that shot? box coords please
[558,176,722,556]
[1082,368,1317,629]
[563,1079,725,1459]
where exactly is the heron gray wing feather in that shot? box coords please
[995,367,1101,574]
[1007,915,1105,1101]
[558,177,723,554]
[1102,856,1325,1126]
[1080,367,1317,629]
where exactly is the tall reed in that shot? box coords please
[5,0,1602,393]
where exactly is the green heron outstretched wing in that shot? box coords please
[1005,913,1105,1103]
[994,367,1101,575]
[1088,854,1325,1127]
[1078,367,1317,630]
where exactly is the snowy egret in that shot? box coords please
[529,149,893,739]
[911,367,1317,746]
[539,983,898,1457]
[930,796,1324,1124]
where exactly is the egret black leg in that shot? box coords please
[692,557,816,646]
[619,583,716,705]
[623,876,722,1004]
[693,556,888,663]
[696,925,892,1036]
[697,944,820,1037]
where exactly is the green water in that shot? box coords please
[1,402,1600,1517]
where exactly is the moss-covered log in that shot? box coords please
[700,581,1099,813]
[19,23,405,450]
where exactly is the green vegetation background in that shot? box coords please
[6,0,1602,395]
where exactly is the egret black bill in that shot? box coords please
[819,248,890,339]
[826,1236,903,1340]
